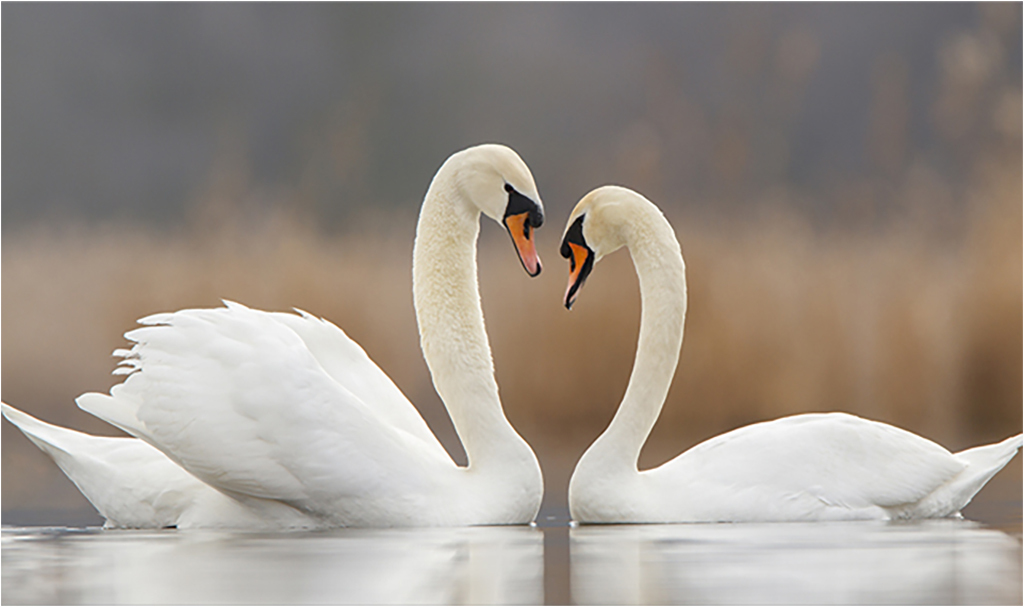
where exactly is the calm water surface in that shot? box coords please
[3,514,1021,605]
[570,519,1022,605]
[2,525,544,605]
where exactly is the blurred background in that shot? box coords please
[3,3,1021,525]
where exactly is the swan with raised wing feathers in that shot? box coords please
[3,144,546,529]
[560,185,1022,523]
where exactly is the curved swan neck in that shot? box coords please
[590,203,687,472]
[411,163,535,471]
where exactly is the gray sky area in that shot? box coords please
[3,3,1020,230]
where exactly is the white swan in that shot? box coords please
[560,185,1022,523]
[2,143,546,529]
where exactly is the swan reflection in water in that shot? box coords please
[571,519,1022,605]
[1,525,542,605]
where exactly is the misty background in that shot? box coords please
[3,3,1021,524]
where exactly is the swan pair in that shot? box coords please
[4,145,1020,528]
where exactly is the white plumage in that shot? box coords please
[3,144,546,529]
[563,185,1022,523]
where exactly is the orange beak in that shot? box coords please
[504,211,542,277]
[564,241,591,309]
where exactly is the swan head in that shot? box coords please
[559,185,646,309]
[449,144,545,276]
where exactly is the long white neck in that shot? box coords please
[582,204,687,475]
[411,165,538,473]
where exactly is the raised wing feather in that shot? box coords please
[266,306,448,457]
[80,303,453,511]
[653,413,965,518]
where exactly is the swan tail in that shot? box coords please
[3,401,131,524]
[2,402,203,528]
[3,402,96,464]
[906,433,1022,519]
[956,432,1023,463]
[950,433,1022,503]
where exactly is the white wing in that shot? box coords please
[266,307,444,452]
[78,302,453,513]
[650,412,965,520]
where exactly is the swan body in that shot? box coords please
[3,144,546,529]
[561,185,1022,523]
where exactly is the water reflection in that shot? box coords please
[1,525,543,605]
[5,519,1021,605]
[571,519,1022,605]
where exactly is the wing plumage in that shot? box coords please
[78,302,453,513]
[267,307,446,453]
